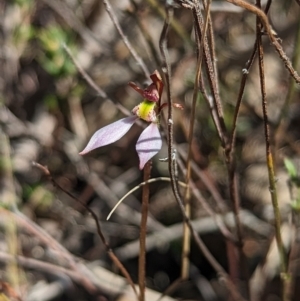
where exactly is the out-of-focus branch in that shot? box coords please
[102,0,150,78]
[226,0,300,84]
[114,209,272,261]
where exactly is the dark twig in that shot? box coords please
[181,0,211,280]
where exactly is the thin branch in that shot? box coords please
[159,4,246,301]
[191,0,248,292]
[228,0,274,164]
[102,0,150,78]
[181,0,212,280]
[192,1,228,147]
[62,44,130,118]
[226,0,300,84]
[255,3,289,300]
[128,0,162,68]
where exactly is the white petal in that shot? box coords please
[136,123,162,169]
[80,116,137,155]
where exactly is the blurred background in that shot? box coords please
[1,0,300,300]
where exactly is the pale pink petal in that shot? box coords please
[136,123,162,169]
[79,116,137,155]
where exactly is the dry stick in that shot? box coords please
[33,162,139,298]
[159,5,246,301]
[226,4,273,293]
[138,162,151,301]
[225,0,275,293]
[192,1,228,147]
[226,0,300,84]
[102,0,150,78]
[207,14,219,98]
[178,1,231,219]
[274,18,300,160]
[194,59,224,141]
[181,0,212,280]
[256,8,288,301]
[228,0,274,161]
[192,5,247,280]
[228,48,257,162]
[192,0,248,294]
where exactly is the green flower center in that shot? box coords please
[133,100,157,123]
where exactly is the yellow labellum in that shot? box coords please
[133,100,157,122]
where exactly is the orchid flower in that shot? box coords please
[79,71,164,170]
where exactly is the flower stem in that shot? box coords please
[138,161,151,301]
